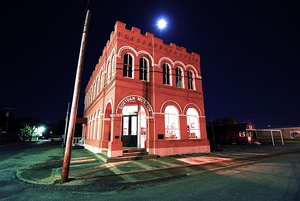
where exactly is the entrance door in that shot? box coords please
[121,115,138,147]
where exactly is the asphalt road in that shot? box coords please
[1,140,300,201]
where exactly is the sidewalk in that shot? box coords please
[17,142,300,189]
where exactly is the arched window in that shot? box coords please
[100,69,105,90]
[163,63,171,85]
[176,67,183,88]
[96,75,100,95]
[123,53,133,78]
[93,82,96,99]
[186,108,200,139]
[139,57,148,81]
[164,105,180,139]
[187,70,195,90]
[111,56,116,78]
[106,60,111,83]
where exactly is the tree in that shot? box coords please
[19,123,37,141]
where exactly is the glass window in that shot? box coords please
[100,70,105,90]
[186,108,200,139]
[111,56,116,78]
[176,67,183,88]
[106,61,111,83]
[187,70,194,90]
[122,105,138,115]
[139,57,148,81]
[163,63,170,85]
[164,105,180,139]
[123,53,133,78]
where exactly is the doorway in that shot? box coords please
[121,115,138,147]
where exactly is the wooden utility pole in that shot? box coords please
[61,2,91,183]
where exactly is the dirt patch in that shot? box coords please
[18,156,63,182]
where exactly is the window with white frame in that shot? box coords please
[96,75,100,95]
[106,60,111,83]
[186,108,200,139]
[123,53,133,78]
[111,56,116,78]
[187,70,195,90]
[139,57,148,81]
[164,105,180,139]
[176,67,183,88]
[163,63,171,85]
[100,69,105,90]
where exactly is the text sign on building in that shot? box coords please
[290,131,300,139]
[118,95,153,112]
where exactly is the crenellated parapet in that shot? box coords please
[108,21,200,64]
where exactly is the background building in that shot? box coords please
[207,118,258,147]
[82,21,210,157]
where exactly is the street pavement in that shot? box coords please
[16,141,300,190]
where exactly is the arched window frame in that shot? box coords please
[96,74,100,96]
[163,63,171,85]
[164,105,180,140]
[123,53,134,78]
[139,57,149,81]
[175,67,184,88]
[107,60,111,83]
[100,68,105,90]
[187,70,196,90]
[186,108,201,139]
[111,55,116,79]
[93,82,96,100]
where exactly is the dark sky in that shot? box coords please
[1,0,299,128]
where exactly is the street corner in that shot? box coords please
[16,167,59,185]
[16,157,64,185]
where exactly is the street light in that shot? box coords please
[37,126,45,134]
[36,126,46,139]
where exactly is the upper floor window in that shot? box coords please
[139,57,148,81]
[123,53,133,78]
[187,70,195,90]
[111,56,116,79]
[106,60,111,83]
[163,63,171,85]
[175,67,183,88]
[100,69,105,91]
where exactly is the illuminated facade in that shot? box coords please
[82,21,210,157]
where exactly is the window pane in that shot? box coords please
[163,64,170,85]
[187,108,200,139]
[123,53,133,78]
[164,105,180,139]
[139,58,148,81]
[176,67,182,88]
[187,70,193,90]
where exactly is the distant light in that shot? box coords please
[157,19,167,29]
[37,126,45,134]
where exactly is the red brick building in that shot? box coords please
[82,21,210,157]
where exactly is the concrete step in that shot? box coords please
[71,157,97,164]
[95,148,158,163]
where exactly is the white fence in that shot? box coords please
[73,137,84,146]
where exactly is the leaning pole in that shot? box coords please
[61,4,91,183]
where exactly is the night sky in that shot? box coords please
[1,0,299,128]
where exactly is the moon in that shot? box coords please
[157,19,167,29]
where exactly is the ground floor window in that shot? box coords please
[164,105,180,139]
[186,108,200,139]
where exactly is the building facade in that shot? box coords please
[82,21,210,157]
